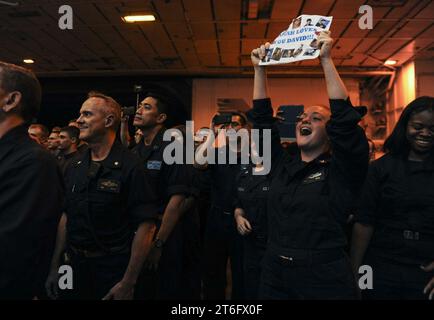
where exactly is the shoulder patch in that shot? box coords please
[147,160,162,170]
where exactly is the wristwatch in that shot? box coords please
[153,238,164,249]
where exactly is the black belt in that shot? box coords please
[403,230,420,240]
[68,245,129,258]
[270,247,346,267]
[69,247,107,258]
[382,227,434,241]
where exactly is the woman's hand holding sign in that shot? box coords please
[251,42,271,99]
[251,42,271,68]
[318,30,333,60]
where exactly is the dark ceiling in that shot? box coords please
[0,0,433,77]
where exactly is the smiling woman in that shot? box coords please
[352,96,434,300]
[407,109,434,156]
[384,96,434,161]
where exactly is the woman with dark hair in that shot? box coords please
[351,96,434,300]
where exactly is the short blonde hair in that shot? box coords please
[87,91,121,131]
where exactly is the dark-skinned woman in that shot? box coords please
[351,96,434,300]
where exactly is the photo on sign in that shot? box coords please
[292,17,302,29]
[264,48,273,62]
[271,47,283,61]
[292,44,304,58]
[259,14,333,66]
[316,18,330,29]
[309,38,319,49]
[304,48,318,56]
[304,18,314,27]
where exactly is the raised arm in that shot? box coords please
[249,43,284,163]
[252,43,270,100]
[193,123,215,170]
[319,31,348,100]
[119,113,132,148]
[318,31,369,192]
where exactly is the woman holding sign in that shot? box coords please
[248,31,369,299]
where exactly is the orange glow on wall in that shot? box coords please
[388,61,416,134]
[402,61,416,106]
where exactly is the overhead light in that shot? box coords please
[122,14,156,23]
[23,59,35,64]
[247,0,259,19]
[384,60,397,66]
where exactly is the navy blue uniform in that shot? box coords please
[0,125,64,299]
[63,141,158,299]
[57,151,79,176]
[235,165,270,299]
[202,147,246,300]
[355,154,434,299]
[132,128,200,299]
[192,167,212,244]
[248,98,368,299]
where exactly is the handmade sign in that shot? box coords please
[259,14,333,66]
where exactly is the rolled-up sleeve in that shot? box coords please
[127,164,159,224]
[165,163,191,198]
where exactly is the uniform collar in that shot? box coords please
[407,157,434,172]
[146,126,166,149]
[75,139,124,170]
[0,124,28,146]
[390,153,434,172]
[313,152,331,165]
[100,140,124,169]
[0,125,32,163]
[135,127,166,161]
[64,150,78,160]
